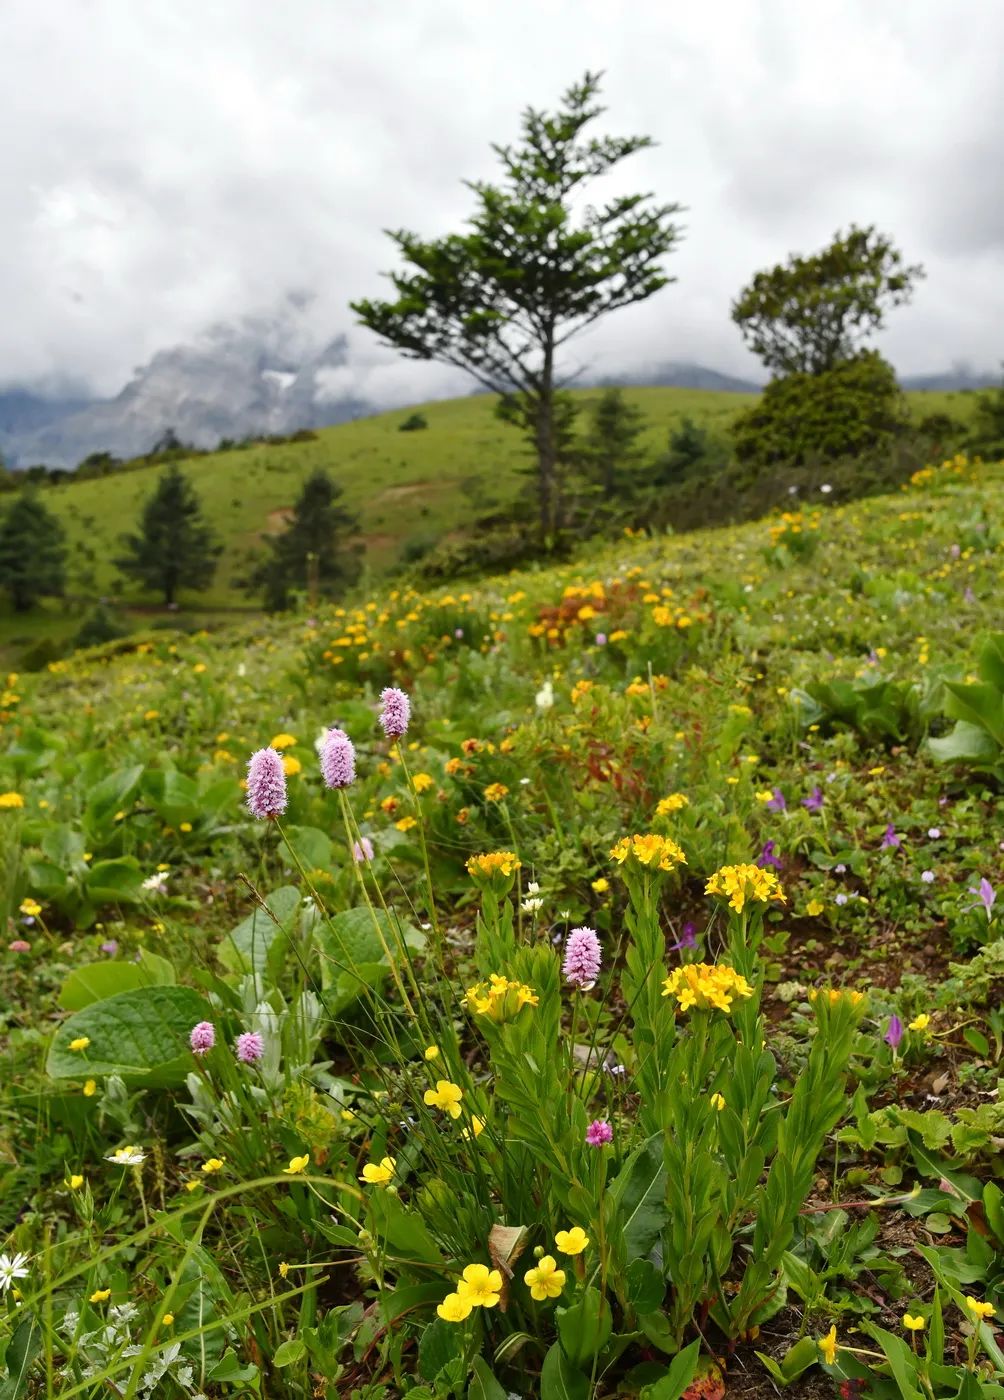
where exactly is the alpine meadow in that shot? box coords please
[2,52,1004,1400]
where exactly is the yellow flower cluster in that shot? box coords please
[655,792,689,816]
[809,988,866,1009]
[662,963,754,1014]
[705,863,785,912]
[466,850,521,881]
[465,973,539,1021]
[609,833,687,872]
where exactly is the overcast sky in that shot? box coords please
[2,0,1002,402]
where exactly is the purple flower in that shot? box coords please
[235,1031,264,1064]
[801,787,824,813]
[766,788,786,813]
[921,869,936,884]
[884,1014,904,1051]
[245,747,287,820]
[563,926,602,990]
[834,893,848,906]
[454,628,464,639]
[927,828,941,840]
[757,840,784,872]
[966,878,996,921]
[379,687,411,741]
[190,1021,216,1055]
[586,1120,613,1147]
[880,824,901,850]
[320,727,356,790]
[8,939,31,953]
[669,922,698,951]
[101,940,119,956]
[352,836,375,863]
[595,632,607,647]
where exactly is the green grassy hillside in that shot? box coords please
[0,383,980,663]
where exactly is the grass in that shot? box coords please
[0,384,982,666]
[1,452,1002,1396]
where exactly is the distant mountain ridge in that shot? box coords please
[0,321,996,470]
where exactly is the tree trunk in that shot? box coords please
[535,333,556,544]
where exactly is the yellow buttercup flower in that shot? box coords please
[201,1158,226,1174]
[466,850,521,884]
[524,1255,566,1300]
[411,772,435,793]
[162,1313,174,1325]
[462,1116,486,1142]
[360,1156,395,1187]
[609,833,687,873]
[69,1037,91,1053]
[89,1289,112,1304]
[591,877,610,893]
[0,792,25,809]
[281,755,302,776]
[965,1296,996,1320]
[806,899,825,917]
[456,1263,503,1308]
[395,816,418,832]
[818,1325,838,1365]
[283,1154,310,1175]
[555,1226,590,1256]
[662,963,753,1014]
[903,1313,926,1332]
[710,1092,726,1111]
[19,898,42,918]
[437,1291,473,1322]
[424,1045,440,1060]
[705,864,785,912]
[424,1080,464,1119]
[655,793,689,816]
[270,733,297,750]
[83,1079,97,1097]
[67,1174,85,1190]
[909,1013,930,1032]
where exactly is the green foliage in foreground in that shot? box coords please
[0,453,1002,1397]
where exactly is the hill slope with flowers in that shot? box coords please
[1,452,1003,1398]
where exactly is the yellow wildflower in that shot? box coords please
[554,1226,590,1256]
[609,833,687,873]
[818,1325,838,1365]
[909,1013,930,1032]
[456,1263,503,1308]
[806,899,825,917]
[360,1157,395,1187]
[281,755,302,776]
[90,1289,112,1304]
[69,1037,91,1053]
[656,793,689,816]
[710,1092,726,1111]
[705,863,785,912]
[201,1158,226,1174]
[423,1080,464,1119]
[83,1080,96,1097]
[591,876,610,893]
[662,963,753,1014]
[466,851,521,882]
[483,783,509,803]
[965,1297,996,1320]
[19,898,41,918]
[162,1313,174,1325]
[395,815,418,832]
[270,733,297,750]
[411,772,435,793]
[903,1313,925,1331]
[524,1255,566,1300]
[437,1291,473,1322]
[0,792,25,808]
[465,973,538,1021]
[67,1174,85,1190]
[424,1045,440,1060]
[283,1154,310,1175]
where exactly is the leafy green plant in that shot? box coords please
[929,633,1004,779]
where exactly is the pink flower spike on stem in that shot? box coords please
[245,748,287,819]
[379,687,411,740]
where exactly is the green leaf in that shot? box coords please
[626,1257,665,1313]
[205,1347,259,1382]
[272,1338,306,1368]
[86,764,144,825]
[58,951,175,1011]
[46,985,212,1086]
[978,634,1004,692]
[219,886,301,975]
[556,1287,612,1366]
[85,858,145,904]
[608,1133,667,1262]
[942,681,1004,746]
[417,1318,465,1384]
[539,1342,590,1400]
[0,1316,40,1400]
[365,1189,444,1265]
[929,720,1000,766]
[644,1339,702,1398]
[983,1182,1004,1245]
[468,1356,509,1400]
[752,1336,818,1387]
[864,1324,924,1400]
[281,825,334,871]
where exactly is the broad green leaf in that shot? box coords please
[644,1339,702,1398]
[281,825,334,871]
[86,764,144,825]
[219,886,301,975]
[942,681,1004,745]
[468,1356,509,1400]
[417,1318,464,1384]
[929,720,999,766]
[272,1338,306,1368]
[58,951,175,1011]
[365,1189,444,1265]
[864,1325,924,1400]
[539,1342,590,1400]
[0,1315,40,1400]
[608,1133,667,1261]
[85,858,145,904]
[556,1287,612,1366]
[47,985,212,1086]
[978,634,1004,692]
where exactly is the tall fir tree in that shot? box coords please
[252,469,361,611]
[0,490,68,611]
[582,388,648,498]
[116,464,220,605]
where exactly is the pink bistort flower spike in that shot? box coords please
[379,687,411,740]
[320,728,356,790]
[245,748,287,819]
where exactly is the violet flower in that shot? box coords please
[880,824,901,850]
[669,922,698,952]
[757,840,784,872]
[884,1015,904,1051]
[766,788,787,813]
[235,1031,264,1064]
[190,1021,216,1055]
[586,1120,613,1147]
[802,787,824,813]
[966,878,996,921]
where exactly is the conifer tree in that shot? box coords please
[251,469,360,611]
[116,464,220,605]
[0,490,68,611]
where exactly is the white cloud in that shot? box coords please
[1,0,1002,396]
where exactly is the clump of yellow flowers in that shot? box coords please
[465,973,539,1021]
[662,963,754,1014]
[609,833,687,872]
[705,863,785,912]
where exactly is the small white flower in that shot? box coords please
[921,870,936,884]
[535,680,554,712]
[526,881,540,895]
[105,1145,146,1166]
[820,483,833,494]
[0,1252,30,1294]
[927,828,941,839]
[521,897,544,913]
[141,871,168,894]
